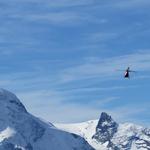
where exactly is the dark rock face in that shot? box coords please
[92,112,118,143]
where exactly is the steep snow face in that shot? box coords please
[0,89,94,150]
[55,120,106,150]
[55,112,150,150]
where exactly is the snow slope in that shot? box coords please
[55,113,150,150]
[55,120,106,150]
[0,89,94,150]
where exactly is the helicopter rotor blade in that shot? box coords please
[129,70,137,73]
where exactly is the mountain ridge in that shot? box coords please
[55,112,150,150]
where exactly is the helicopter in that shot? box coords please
[117,67,136,78]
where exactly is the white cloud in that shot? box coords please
[1,0,103,27]
[15,89,150,125]
[88,32,118,43]
[0,50,149,124]
[16,89,101,123]
[46,0,94,7]
[58,85,137,94]
[114,0,150,9]
[59,51,150,83]
[14,12,82,25]
[6,0,94,7]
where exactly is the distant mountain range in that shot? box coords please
[0,88,150,150]
[55,112,150,150]
[0,89,94,150]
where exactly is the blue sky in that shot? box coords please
[0,0,150,126]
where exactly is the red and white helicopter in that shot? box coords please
[118,67,136,78]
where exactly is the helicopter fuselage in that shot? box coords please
[124,70,129,78]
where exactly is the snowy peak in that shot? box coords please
[0,89,19,102]
[92,112,118,143]
[0,88,27,114]
[0,89,94,150]
[98,112,112,122]
[96,112,118,129]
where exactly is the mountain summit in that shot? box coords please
[92,112,118,143]
[0,89,94,150]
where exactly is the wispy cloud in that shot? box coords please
[1,50,148,91]
[0,0,104,27]
[16,89,101,123]
[45,0,94,7]
[16,89,150,125]
[20,12,83,26]
[59,51,150,83]
[6,0,94,7]
[113,0,150,9]
[111,103,150,126]
[88,32,118,43]
[10,10,103,27]
[15,89,116,123]
[56,85,138,94]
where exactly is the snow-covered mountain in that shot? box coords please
[0,89,94,150]
[55,112,150,150]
